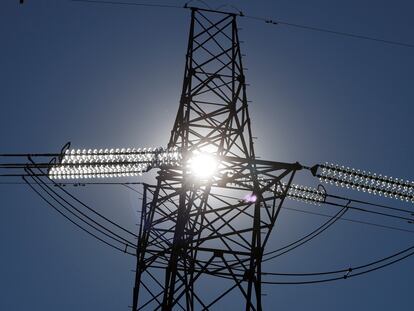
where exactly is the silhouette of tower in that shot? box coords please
[132,7,301,310]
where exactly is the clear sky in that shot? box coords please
[1,0,414,310]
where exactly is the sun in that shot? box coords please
[188,152,218,179]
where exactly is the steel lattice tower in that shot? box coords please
[3,5,414,311]
[132,8,301,310]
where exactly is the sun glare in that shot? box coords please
[188,152,218,179]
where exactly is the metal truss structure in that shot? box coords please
[3,5,414,311]
[132,8,301,310]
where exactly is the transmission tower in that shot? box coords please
[3,4,414,311]
[131,8,300,310]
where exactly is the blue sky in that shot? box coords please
[1,0,414,310]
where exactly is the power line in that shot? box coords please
[68,0,414,48]
[47,176,139,237]
[0,153,60,157]
[22,165,139,248]
[0,181,142,185]
[283,206,414,235]
[3,179,413,235]
[262,206,348,262]
[191,192,414,268]
[324,200,414,223]
[327,193,414,215]
[25,170,137,247]
[70,0,183,9]
[261,244,414,284]
[5,8,414,307]
[3,166,412,223]
[160,243,414,286]
[267,198,414,261]
[212,205,349,266]
[244,14,414,48]
[24,176,136,256]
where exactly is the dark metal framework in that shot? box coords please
[1,5,413,311]
[132,8,301,310]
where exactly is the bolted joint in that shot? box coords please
[237,74,245,84]
[180,95,191,105]
[243,269,254,281]
[137,262,146,270]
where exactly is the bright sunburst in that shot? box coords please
[188,152,218,179]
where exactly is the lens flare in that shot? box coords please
[243,193,257,203]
